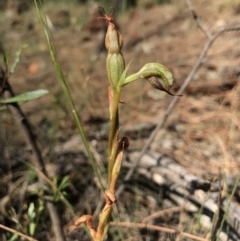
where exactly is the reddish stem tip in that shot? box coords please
[98,6,115,24]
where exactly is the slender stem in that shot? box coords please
[108,87,121,185]
[96,87,122,241]
[33,0,104,191]
[110,222,208,241]
[0,224,38,241]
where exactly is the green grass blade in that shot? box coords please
[0,89,49,104]
[33,0,104,190]
[10,44,28,75]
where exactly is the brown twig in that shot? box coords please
[185,0,211,39]
[142,206,181,224]
[0,224,38,241]
[110,221,208,241]
[116,21,240,196]
[1,71,66,241]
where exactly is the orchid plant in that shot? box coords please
[71,8,176,241]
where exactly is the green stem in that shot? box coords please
[108,88,121,186]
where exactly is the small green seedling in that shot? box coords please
[27,201,44,237]
[52,175,70,202]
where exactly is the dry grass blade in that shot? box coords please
[142,206,181,224]
[110,222,208,241]
[0,224,39,241]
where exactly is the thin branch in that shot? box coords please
[110,221,208,241]
[1,74,66,241]
[116,24,240,197]
[0,224,38,241]
[185,0,211,39]
[142,206,181,224]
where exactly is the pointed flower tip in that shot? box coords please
[122,62,179,96]
[138,62,173,89]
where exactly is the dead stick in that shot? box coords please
[1,72,66,241]
[185,0,211,39]
[0,224,38,241]
[110,221,208,241]
[116,24,240,197]
[142,206,181,224]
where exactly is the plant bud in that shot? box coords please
[103,10,125,88]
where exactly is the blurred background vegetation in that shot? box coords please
[0,0,175,13]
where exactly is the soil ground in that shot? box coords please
[0,1,240,241]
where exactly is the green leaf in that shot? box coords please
[58,175,69,191]
[53,176,58,186]
[29,222,36,236]
[0,89,49,104]
[62,191,68,197]
[38,200,44,213]
[10,44,28,74]
[9,233,19,241]
[3,49,11,70]
[53,194,60,202]
[28,203,36,219]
